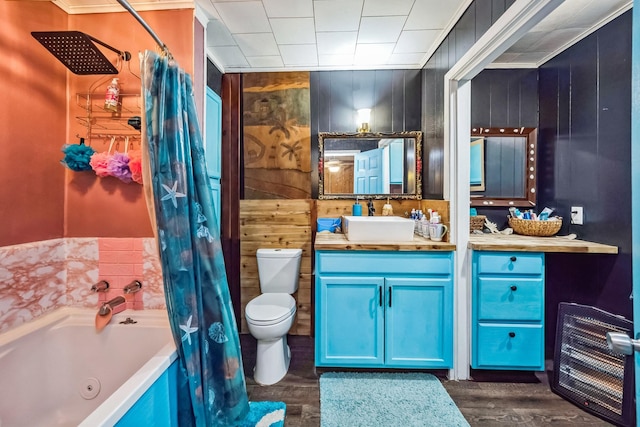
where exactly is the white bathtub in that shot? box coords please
[0,307,177,427]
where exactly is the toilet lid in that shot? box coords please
[245,293,296,326]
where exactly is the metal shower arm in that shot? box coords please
[86,34,131,61]
[115,0,170,55]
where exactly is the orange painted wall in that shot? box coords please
[65,9,195,238]
[0,2,68,246]
[2,5,198,246]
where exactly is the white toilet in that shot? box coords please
[245,248,301,385]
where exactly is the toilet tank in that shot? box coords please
[256,248,302,294]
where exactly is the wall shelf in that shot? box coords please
[76,92,141,142]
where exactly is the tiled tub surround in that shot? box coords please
[0,238,165,333]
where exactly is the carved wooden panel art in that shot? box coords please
[243,72,311,199]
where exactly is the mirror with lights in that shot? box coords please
[470,127,537,207]
[318,131,422,200]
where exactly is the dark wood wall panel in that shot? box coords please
[422,0,513,198]
[220,73,243,327]
[471,68,538,129]
[538,11,632,355]
[310,69,422,198]
[206,58,223,96]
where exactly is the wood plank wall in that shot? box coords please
[239,200,313,335]
[317,199,450,239]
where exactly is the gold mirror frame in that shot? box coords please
[318,131,423,200]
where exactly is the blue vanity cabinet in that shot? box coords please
[471,251,545,371]
[315,251,454,369]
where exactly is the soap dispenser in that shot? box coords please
[352,197,362,216]
[104,78,120,113]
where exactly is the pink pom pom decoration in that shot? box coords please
[128,150,143,184]
[90,152,112,177]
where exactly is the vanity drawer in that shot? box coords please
[475,252,544,276]
[476,277,543,321]
[474,323,544,370]
[316,251,453,276]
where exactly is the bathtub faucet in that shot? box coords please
[124,280,142,294]
[91,280,109,293]
[98,296,126,316]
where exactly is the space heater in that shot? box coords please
[552,302,635,426]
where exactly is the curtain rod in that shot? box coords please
[115,0,170,56]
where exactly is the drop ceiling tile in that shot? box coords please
[247,55,285,67]
[388,52,425,65]
[206,19,237,46]
[354,43,394,64]
[508,31,548,52]
[362,0,413,16]
[358,16,406,44]
[530,28,586,52]
[270,18,316,44]
[212,45,250,67]
[214,1,271,33]
[506,51,549,64]
[314,0,364,32]
[405,0,465,30]
[279,44,319,65]
[568,0,630,28]
[492,52,523,64]
[319,53,355,66]
[234,33,280,56]
[530,1,590,32]
[317,32,357,55]
[395,30,439,53]
[263,0,313,17]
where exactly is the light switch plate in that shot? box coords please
[571,206,584,225]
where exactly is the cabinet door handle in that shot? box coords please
[510,285,518,291]
[388,287,392,307]
[510,256,517,262]
[379,286,382,307]
[509,332,516,338]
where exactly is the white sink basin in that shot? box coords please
[343,216,415,242]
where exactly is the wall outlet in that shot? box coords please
[571,206,584,225]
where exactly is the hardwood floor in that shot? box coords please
[240,335,614,426]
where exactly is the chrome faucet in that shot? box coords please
[91,280,109,293]
[123,280,142,294]
[98,296,126,316]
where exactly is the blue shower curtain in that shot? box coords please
[140,50,249,426]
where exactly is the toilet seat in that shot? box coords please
[245,293,296,326]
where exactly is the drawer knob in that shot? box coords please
[510,285,517,291]
[510,256,517,262]
[508,332,516,338]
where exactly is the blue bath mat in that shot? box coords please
[240,401,286,427]
[320,372,469,427]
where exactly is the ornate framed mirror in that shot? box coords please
[470,127,537,207]
[318,131,422,200]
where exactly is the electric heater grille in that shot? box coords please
[553,302,634,427]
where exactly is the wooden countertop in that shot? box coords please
[468,233,618,254]
[314,232,456,251]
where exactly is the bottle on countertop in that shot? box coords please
[104,78,120,113]
[420,214,430,238]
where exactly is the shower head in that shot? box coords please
[31,31,131,75]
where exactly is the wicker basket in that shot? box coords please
[508,217,562,237]
[470,215,486,232]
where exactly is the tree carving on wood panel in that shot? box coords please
[243,72,311,199]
